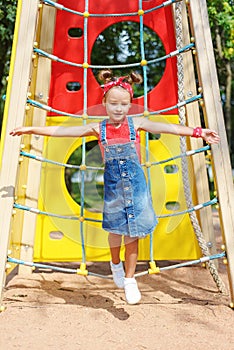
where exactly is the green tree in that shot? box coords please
[207,0,234,162]
[0,0,17,125]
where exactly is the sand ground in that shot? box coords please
[0,213,234,350]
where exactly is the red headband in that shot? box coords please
[103,77,133,99]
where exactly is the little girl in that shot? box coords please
[10,69,220,304]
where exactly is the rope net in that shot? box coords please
[12,0,226,289]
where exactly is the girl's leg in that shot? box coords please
[108,232,122,264]
[123,236,141,304]
[124,236,138,277]
[109,232,125,288]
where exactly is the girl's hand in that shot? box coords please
[201,129,220,144]
[10,127,34,136]
[9,123,99,138]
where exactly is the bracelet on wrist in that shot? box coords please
[192,127,202,138]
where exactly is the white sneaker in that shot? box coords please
[124,277,141,305]
[110,261,125,288]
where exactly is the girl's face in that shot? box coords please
[103,87,131,124]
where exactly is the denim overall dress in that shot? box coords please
[100,117,158,238]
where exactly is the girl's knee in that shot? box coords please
[124,236,138,246]
[108,232,122,244]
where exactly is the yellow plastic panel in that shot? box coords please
[34,115,201,262]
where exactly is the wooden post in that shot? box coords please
[173,2,217,257]
[0,0,40,307]
[188,0,234,306]
[18,4,57,274]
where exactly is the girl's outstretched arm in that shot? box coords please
[10,123,99,138]
[134,118,220,144]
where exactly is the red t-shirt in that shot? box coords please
[98,117,141,160]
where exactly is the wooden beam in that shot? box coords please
[18,4,57,274]
[173,2,217,257]
[188,0,234,306]
[0,0,40,307]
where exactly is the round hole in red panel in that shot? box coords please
[91,21,166,97]
[68,27,83,38]
[66,81,82,92]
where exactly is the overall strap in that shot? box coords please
[127,117,136,141]
[100,119,107,145]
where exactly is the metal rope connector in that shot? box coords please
[76,263,88,276]
[148,261,160,274]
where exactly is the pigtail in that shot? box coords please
[98,70,143,86]
[98,69,114,84]
[126,72,143,85]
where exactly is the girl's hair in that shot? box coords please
[98,69,143,86]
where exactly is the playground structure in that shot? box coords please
[0,0,234,308]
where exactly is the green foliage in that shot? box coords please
[207,0,234,60]
[207,0,234,166]
[91,21,166,97]
[207,0,234,99]
[0,0,17,123]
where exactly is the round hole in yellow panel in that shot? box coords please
[164,164,179,174]
[165,201,180,211]
[64,140,104,213]
[49,231,64,240]
[149,133,161,140]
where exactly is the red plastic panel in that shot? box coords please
[48,0,178,115]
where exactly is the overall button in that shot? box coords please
[122,172,127,177]
[128,214,134,218]
[105,148,109,152]
[131,144,135,148]
[127,200,132,204]
[117,147,122,152]
[119,160,125,165]
[124,186,130,191]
